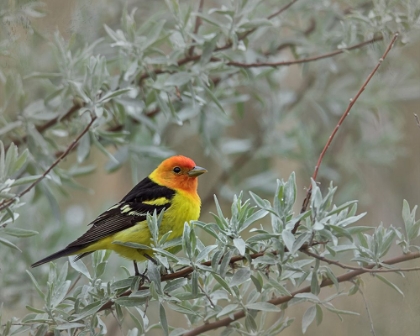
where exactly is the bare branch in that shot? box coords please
[355,281,377,336]
[0,115,97,212]
[221,35,384,68]
[292,32,399,234]
[303,249,420,273]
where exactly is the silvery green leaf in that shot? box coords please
[10,175,42,187]
[127,309,144,334]
[164,278,188,293]
[26,270,45,300]
[71,300,104,321]
[196,244,218,262]
[160,303,169,336]
[291,232,311,254]
[219,249,234,278]
[55,323,86,330]
[0,121,22,136]
[200,34,219,66]
[246,302,280,312]
[68,81,91,104]
[165,72,192,87]
[376,275,404,297]
[77,132,91,163]
[327,200,358,216]
[282,230,295,253]
[147,261,162,294]
[232,237,245,256]
[324,304,359,316]
[315,304,323,325]
[230,267,251,287]
[240,209,268,232]
[69,257,91,280]
[91,135,119,164]
[169,328,189,336]
[13,148,29,172]
[34,324,48,336]
[0,236,21,251]
[216,304,239,318]
[336,212,366,227]
[213,274,232,294]
[245,314,257,332]
[167,303,200,316]
[302,306,316,333]
[294,293,320,302]
[191,271,199,297]
[98,88,132,104]
[3,227,38,237]
[115,297,148,307]
[51,280,71,307]
[203,84,225,114]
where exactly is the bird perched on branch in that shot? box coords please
[32,155,207,275]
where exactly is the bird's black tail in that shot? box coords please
[31,246,83,268]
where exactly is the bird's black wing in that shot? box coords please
[32,177,175,267]
[67,177,175,248]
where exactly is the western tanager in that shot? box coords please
[32,155,207,274]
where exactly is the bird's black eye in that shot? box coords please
[173,166,181,173]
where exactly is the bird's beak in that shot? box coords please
[188,166,207,177]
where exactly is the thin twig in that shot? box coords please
[0,115,97,212]
[292,32,399,234]
[303,249,420,273]
[182,251,420,336]
[355,281,377,336]
[222,35,384,68]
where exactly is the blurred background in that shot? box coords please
[1,0,419,335]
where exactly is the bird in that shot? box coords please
[31,155,207,275]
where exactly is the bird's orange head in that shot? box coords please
[150,155,207,193]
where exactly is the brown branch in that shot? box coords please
[183,251,420,336]
[187,0,204,57]
[0,115,97,212]
[304,249,420,273]
[292,33,399,234]
[222,35,384,68]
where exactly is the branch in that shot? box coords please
[292,32,399,234]
[221,35,384,68]
[183,251,420,336]
[303,249,420,273]
[0,115,97,212]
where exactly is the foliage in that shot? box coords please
[0,0,420,335]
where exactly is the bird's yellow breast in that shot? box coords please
[80,190,201,261]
